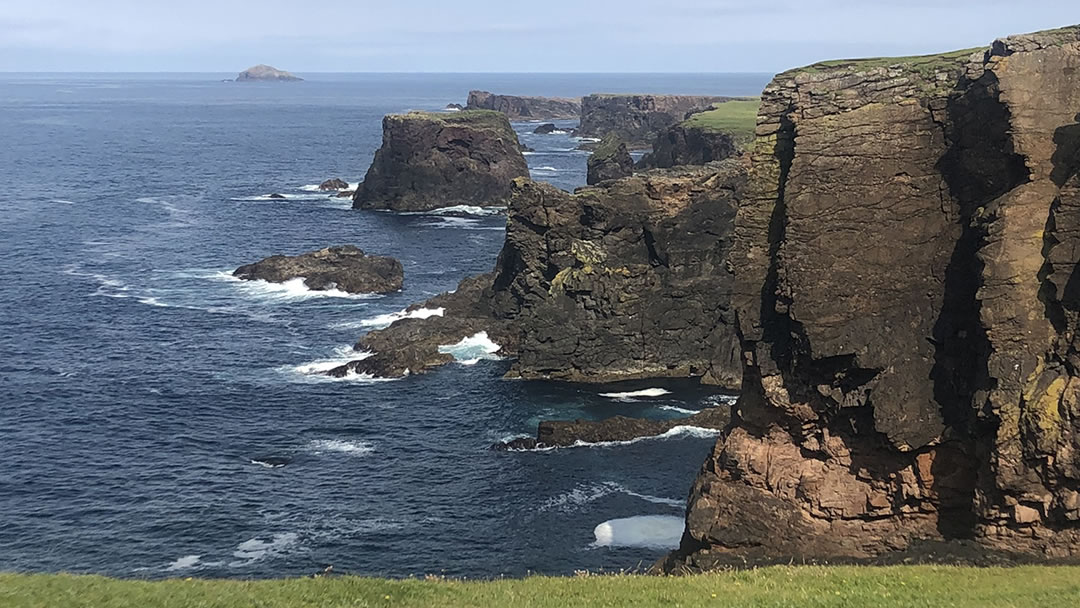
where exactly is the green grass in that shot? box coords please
[389,109,511,130]
[795,47,986,82]
[4,566,1080,607]
[680,99,762,144]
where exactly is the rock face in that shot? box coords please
[318,178,349,191]
[533,123,559,134]
[466,91,581,120]
[586,134,634,185]
[576,95,739,145]
[637,124,738,169]
[494,405,730,450]
[234,246,403,294]
[331,162,745,386]
[668,25,1080,571]
[235,64,302,82]
[353,111,529,212]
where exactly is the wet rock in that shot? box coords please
[586,133,634,185]
[336,190,355,198]
[492,406,730,450]
[353,110,529,212]
[533,123,559,134]
[466,91,580,120]
[268,193,287,199]
[234,245,403,294]
[318,178,349,191]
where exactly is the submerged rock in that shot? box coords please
[466,91,581,120]
[235,64,302,82]
[268,193,287,199]
[336,190,355,198]
[493,405,731,450]
[533,123,559,134]
[667,24,1080,571]
[586,133,634,184]
[234,246,403,294]
[353,110,529,212]
[318,178,349,191]
[445,103,464,111]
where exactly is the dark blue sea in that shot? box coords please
[0,72,769,578]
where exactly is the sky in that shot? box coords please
[0,0,1076,73]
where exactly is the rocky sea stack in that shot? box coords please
[576,94,746,145]
[234,246,403,294]
[664,25,1080,571]
[234,64,302,82]
[586,133,634,185]
[353,110,529,212]
[638,100,760,169]
[466,90,581,120]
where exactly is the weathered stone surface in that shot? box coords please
[668,24,1080,570]
[637,123,738,169]
[329,163,745,386]
[576,95,742,145]
[234,246,403,294]
[318,178,349,191]
[466,91,581,120]
[353,110,529,211]
[235,64,302,82]
[586,134,634,185]
[493,405,730,450]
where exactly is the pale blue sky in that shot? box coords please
[1,0,1076,72]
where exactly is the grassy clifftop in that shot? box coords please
[4,565,1079,607]
[387,109,513,131]
[680,99,761,145]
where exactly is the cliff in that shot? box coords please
[331,162,746,387]
[353,110,529,211]
[637,100,760,169]
[667,25,1080,570]
[234,64,302,82]
[466,91,581,120]
[586,134,634,184]
[576,95,747,145]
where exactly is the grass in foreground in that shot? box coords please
[681,99,761,144]
[3,565,1079,608]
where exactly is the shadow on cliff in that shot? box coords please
[1051,113,1080,188]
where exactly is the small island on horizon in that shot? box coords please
[233,64,302,82]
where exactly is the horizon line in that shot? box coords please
[0,70,776,75]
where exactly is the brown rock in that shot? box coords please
[233,246,403,294]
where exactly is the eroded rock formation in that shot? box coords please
[234,246,403,294]
[586,134,634,185]
[576,95,741,145]
[493,406,730,450]
[667,25,1080,571]
[466,90,581,120]
[353,110,529,211]
[637,123,738,169]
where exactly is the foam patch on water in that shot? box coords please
[658,405,699,415]
[512,425,722,452]
[438,331,501,364]
[701,393,739,407]
[592,515,685,549]
[338,306,445,330]
[540,482,684,513]
[222,275,381,301]
[229,532,298,567]
[165,555,202,571]
[289,345,373,375]
[428,205,504,216]
[306,439,375,456]
[599,388,673,401]
[531,165,559,172]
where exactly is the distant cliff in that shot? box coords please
[234,65,302,82]
[665,24,1080,571]
[353,110,528,212]
[466,91,581,120]
[576,95,744,145]
[637,100,760,169]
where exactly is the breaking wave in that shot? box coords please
[438,331,501,365]
[539,482,684,513]
[335,306,445,330]
[306,439,375,456]
[592,515,684,549]
[599,388,672,400]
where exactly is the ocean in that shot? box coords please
[0,72,769,578]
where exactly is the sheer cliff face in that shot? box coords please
[672,26,1080,568]
[465,91,581,120]
[489,163,746,386]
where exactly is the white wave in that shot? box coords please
[438,331,501,365]
[51,199,76,205]
[428,205,504,216]
[575,137,602,143]
[229,532,298,567]
[513,425,722,452]
[165,555,202,571]
[523,151,538,156]
[701,393,739,407]
[306,439,375,456]
[250,459,287,469]
[658,405,699,415]
[288,345,372,375]
[592,515,685,549]
[540,482,684,513]
[531,166,559,172]
[337,306,445,330]
[550,129,570,135]
[227,276,381,301]
[600,388,672,400]
[444,106,461,112]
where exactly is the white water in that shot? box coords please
[229,533,299,567]
[599,388,673,400]
[592,515,685,549]
[306,439,375,456]
[438,331,501,364]
[341,306,445,330]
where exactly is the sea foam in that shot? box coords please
[438,331,501,365]
[306,439,375,456]
[592,515,685,549]
[599,388,672,400]
[342,306,445,330]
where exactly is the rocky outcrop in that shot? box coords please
[445,103,464,111]
[668,25,1080,571]
[533,123,560,134]
[466,91,581,120]
[637,124,738,169]
[330,162,745,386]
[318,178,349,191]
[234,246,403,294]
[493,405,730,450]
[586,134,634,185]
[235,65,302,82]
[576,95,741,145]
[353,110,529,212]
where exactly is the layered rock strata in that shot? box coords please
[668,25,1080,570]
[353,110,529,211]
[466,90,581,120]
